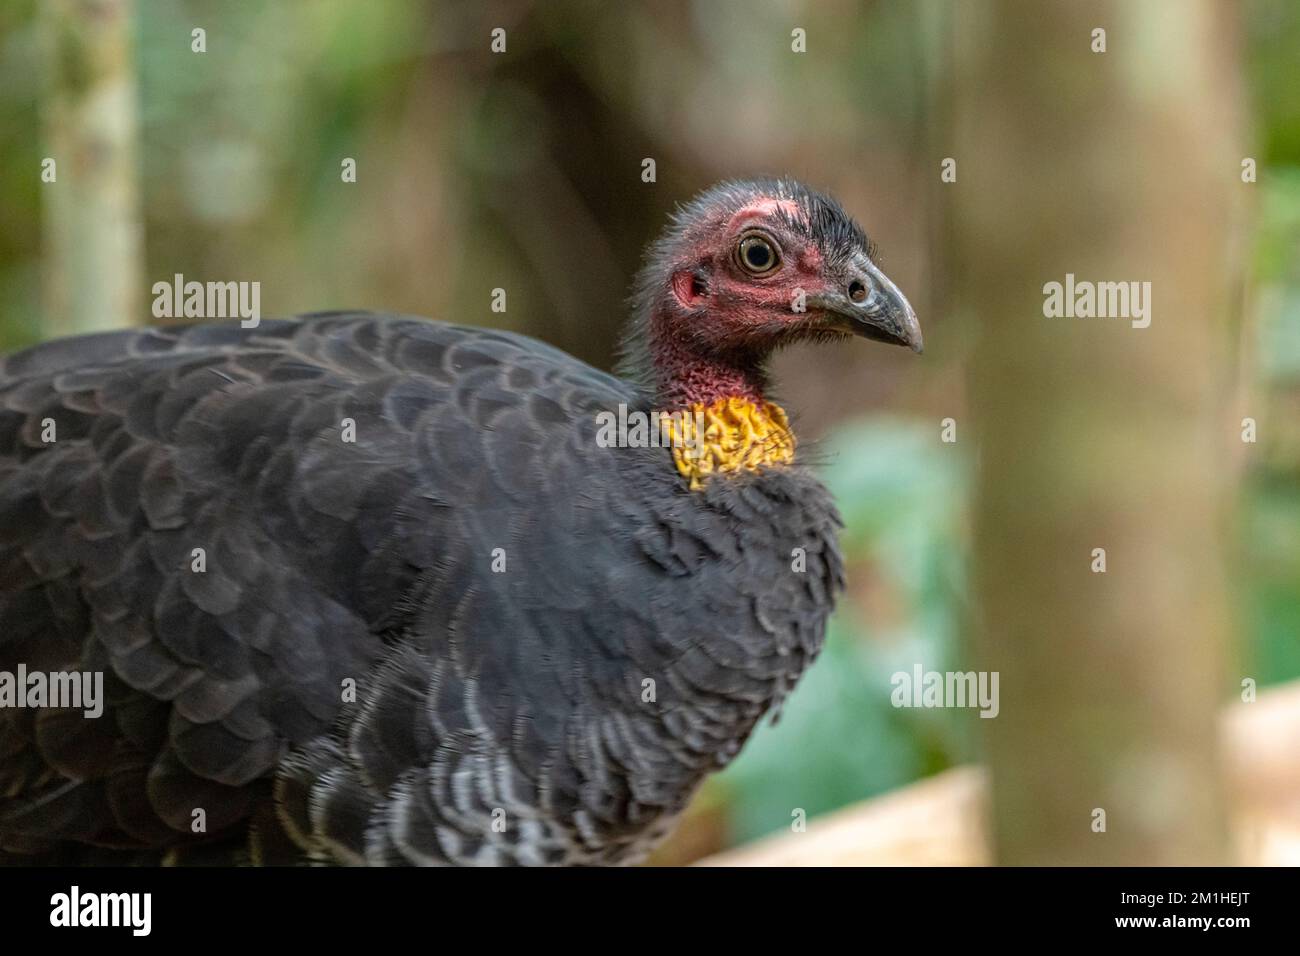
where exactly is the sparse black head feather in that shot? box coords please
[672,178,873,260]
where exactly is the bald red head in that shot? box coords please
[621,179,921,408]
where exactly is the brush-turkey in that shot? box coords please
[0,179,920,865]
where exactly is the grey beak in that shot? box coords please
[810,255,923,354]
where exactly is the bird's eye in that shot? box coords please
[737,234,780,276]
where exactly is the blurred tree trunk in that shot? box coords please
[953,0,1245,864]
[42,0,142,336]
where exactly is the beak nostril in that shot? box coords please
[847,279,868,304]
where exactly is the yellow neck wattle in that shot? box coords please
[663,397,796,490]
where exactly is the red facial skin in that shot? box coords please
[645,199,841,409]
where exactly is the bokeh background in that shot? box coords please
[0,0,1296,864]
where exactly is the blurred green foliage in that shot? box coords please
[1242,169,1300,688]
[1240,0,1300,690]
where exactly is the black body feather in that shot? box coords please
[0,313,843,865]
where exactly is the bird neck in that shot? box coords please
[652,341,768,408]
[641,325,796,490]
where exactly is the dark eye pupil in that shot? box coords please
[743,240,772,270]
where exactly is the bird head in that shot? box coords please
[624,178,922,408]
[619,178,922,486]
